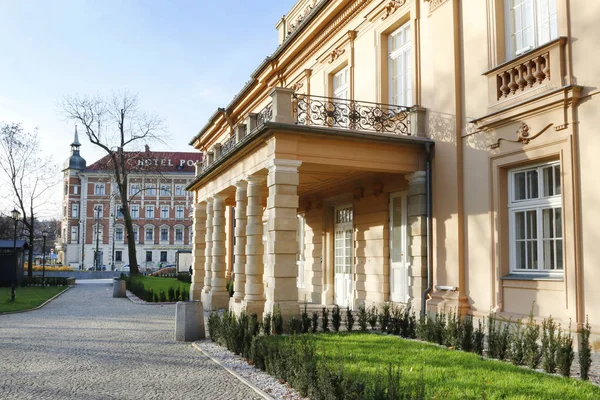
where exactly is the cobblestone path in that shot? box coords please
[0,280,262,400]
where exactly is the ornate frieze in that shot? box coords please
[426,0,449,14]
[286,0,319,37]
[489,123,554,149]
[382,0,407,20]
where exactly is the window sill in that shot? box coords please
[501,273,563,282]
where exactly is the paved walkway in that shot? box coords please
[0,281,262,400]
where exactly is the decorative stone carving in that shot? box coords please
[426,0,449,13]
[327,48,345,64]
[489,123,554,149]
[382,0,407,20]
[287,0,319,37]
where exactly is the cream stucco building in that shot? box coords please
[185,0,600,338]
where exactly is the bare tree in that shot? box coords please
[0,123,60,278]
[60,92,167,275]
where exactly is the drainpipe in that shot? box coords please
[421,142,433,316]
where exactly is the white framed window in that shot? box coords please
[115,251,122,262]
[160,227,169,242]
[130,205,139,219]
[161,206,169,219]
[145,226,154,241]
[71,203,79,218]
[94,183,105,195]
[175,227,183,242]
[133,226,139,242]
[175,185,184,196]
[74,186,79,195]
[116,206,123,219]
[176,206,184,219]
[160,184,170,196]
[146,205,154,219]
[505,0,557,59]
[389,22,412,106]
[160,251,168,262]
[94,205,103,218]
[115,226,124,241]
[70,226,78,244]
[146,184,156,196]
[331,67,349,129]
[509,162,562,274]
[92,224,104,244]
[130,184,141,196]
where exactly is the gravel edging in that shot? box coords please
[194,341,307,400]
[0,286,71,315]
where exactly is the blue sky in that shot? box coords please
[0,0,295,216]
[0,0,294,164]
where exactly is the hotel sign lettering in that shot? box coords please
[137,159,199,167]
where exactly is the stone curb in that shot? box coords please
[192,342,275,400]
[0,286,71,315]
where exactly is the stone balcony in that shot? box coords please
[484,37,567,113]
[195,87,425,177]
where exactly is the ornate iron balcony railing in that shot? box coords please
[294,94,412,135]
[256,102,273,126]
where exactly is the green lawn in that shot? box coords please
[130,276,189,293]
[0,286,67,313]
[309,333,600,399]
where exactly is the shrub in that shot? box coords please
[177,273,191,283]
[446,310,461,349]
[579,316,592,380]
[159,290,167,302]
[207,312,221,340]
[358,303,368,331]
[367,305,378,330]
[388,304,402,335]
[321,307,329,332]
[311,311,319,333]
[345,306,355,332]
[301,304,311,334]
[175,287,181,301]
[523,311,541,369]
[461,315,474,352]
[263,312,272,336]
[287,316,303,335]
[473,319,485,356]
[181,287,189,301]
[272,304,283,335]
[541,316,559,374]
[556,322,574,377]
[332,305,342,332]
[379,303,391,332]
[226,277,234,298]
[168,287,175,302]
[402,306,417,339]
[509,319,525,366]
[153,292,159,302]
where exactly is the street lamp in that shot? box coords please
[94,206,101,271]
[42,230,48,287]
[10,208,20,302]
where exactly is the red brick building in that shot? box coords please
[57,129,201,271]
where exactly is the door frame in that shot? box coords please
[389,191,409,303]
[334,204,354,307]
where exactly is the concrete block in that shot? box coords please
[112,279,126,298]
[175,301,206,342]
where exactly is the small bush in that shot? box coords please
[509,319,525,366]
[358,303,368,331]
[301,304,311,334]
[159,290,167,302]
[473,319,485,356]
[207,312,221,339]
[556,322,574,377]
[332,305,342,332]
[176,273,191,283]
[523,311,541,369]
[379,303,391,332]
[461,315,474,352]
[287,316,303,335]
[263,312,272,336]
[226,277,234,298]
[168,287,175,302]
[345,306,355,332]
[272,304,283,335]
[367,305,378,330]
[145,288,154,302]
[541,316,559,374]
[181,287,189,301]
[579,316,592,380]
[446,310,461,349]
[153,292,159,302]
[311,311,319,333]
[321,307,330,332]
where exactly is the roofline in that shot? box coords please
[188,0,330,147]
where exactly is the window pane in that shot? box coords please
[542,208,554,239]
[526,210,537,239]
[527,170,538,199]
[514,172,526,200]
[556,239,563,270]
[516,241,526,269]
[527,240,537,269]
[515,211,525,240]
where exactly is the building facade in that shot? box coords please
[58,132,201,271]
[186,0,600,338]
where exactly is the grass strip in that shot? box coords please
[0,286,67,313]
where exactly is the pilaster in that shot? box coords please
[230,181,248,314]
[406,171,427,314]
[208,194,230,310]
[201,197,214,308]
[190,202,206,301]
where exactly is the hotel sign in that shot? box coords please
[137,158,199,167]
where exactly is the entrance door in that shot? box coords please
[334,205,353,306]
[390,192,409,303]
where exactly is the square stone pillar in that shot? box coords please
[264,159,302,323]
[190,202,206,301]
[207,194,230,310]
[201,198,214,308]
[406,171,427,314]
[269,87,295,124]
[230,181,248,314]
[242,176,266,318]
[246,113,258,133]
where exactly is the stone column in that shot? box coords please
[230,181,248,314]
[264,159,302,323]
[269,87,295,124]
[406,171,428,314]
[190,202,206,301]
[242,176,266,317]
[201,198,213,307]
[208,194,230,310]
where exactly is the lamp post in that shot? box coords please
[110,212,116,271]
[10,208,20,302]
[94,206,101,271]
[42,230,48,287]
